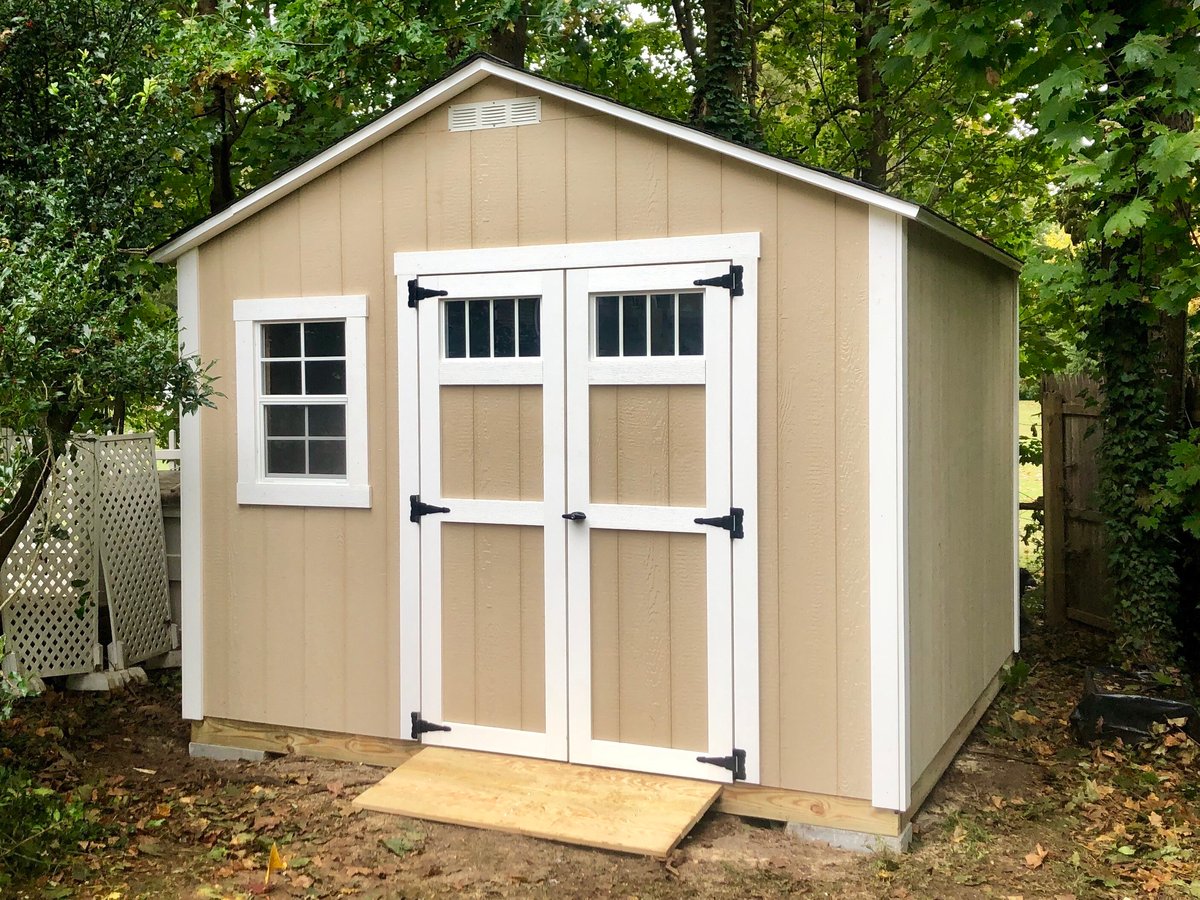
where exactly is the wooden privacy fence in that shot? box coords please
[1042,373,1112,629]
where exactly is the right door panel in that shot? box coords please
[565,263,735,782]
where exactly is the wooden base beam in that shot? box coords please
[191,717,903,838]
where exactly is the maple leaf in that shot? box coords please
[1024,844,1049,869]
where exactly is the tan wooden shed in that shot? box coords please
[152,55,1020,848]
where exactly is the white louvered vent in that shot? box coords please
[448,96,542,132]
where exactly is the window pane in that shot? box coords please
[445,300,466,359]
[622,294,647,356]
[305,360,345,395]
[595,295,619,357]
[518,298,541,357]
[266,439,306,475]
[265,405,305,437]
[262,323,301,358]
[468,300,491,358]
[309,440,347,476]
[678,292,704,356]
[493,298,516,358]
[308,405,346,437]
[303,321,345,357]
[264,361,302,395]
[650,294,675,356]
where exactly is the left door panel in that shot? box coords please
[413,270,567,760]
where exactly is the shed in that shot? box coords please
[152,55,1020,848]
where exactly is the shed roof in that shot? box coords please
[150,55,1021,272]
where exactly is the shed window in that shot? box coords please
[233,296,370,508]
[443,297,540,359]
[594,292,703,358]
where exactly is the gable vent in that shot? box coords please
[448,96,541,132]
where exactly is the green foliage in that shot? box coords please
[1143,431,1200,541]
[0,765,96,885]
[0,637,31,721]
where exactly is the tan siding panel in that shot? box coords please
[441,523,476,723]
[519,527,546,732]
[565,113,616,242]
[668,533,708,751]
[440,387,476,498]
[616,129,669,239]
[617,530,672,747]
[471,126,519,248]
[517,117,566,245]
[590,529,622,742]
[906,223,1017,781]
[473,524,524,730]
[426,129,472,249]
[440,386,542,501]
[774,180,838,794]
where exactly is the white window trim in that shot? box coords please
[233,295,371,508]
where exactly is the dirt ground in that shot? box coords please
[3,626,1199,899]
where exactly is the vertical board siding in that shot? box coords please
[589,530,708,751]
[197,78,875,798]
[441,386,544,501]
[906,224,1016,781]
[441,523,546,732]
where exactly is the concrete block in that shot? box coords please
[189,742,270,763]
[785,820,912,854]
[66,667,148,692]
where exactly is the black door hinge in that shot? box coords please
[697,748,747,781]
[693,264,744,297]
[410,494,450,523]
[410,712,451,740]
[694,507,744,539]
[408,277,449,309]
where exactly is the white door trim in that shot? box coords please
[395,233,761,278]
[401,268,568,761]
[565,261,736,783]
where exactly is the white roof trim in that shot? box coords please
[151,58,1018,271]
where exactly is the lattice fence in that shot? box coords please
[0,444,102,678]
[96,436,174,668]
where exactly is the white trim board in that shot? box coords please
[150,58,1017,272]
[177,249,203,721]
[867,208,910,812]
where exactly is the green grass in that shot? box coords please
[1019,399,1042,570]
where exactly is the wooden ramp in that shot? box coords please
[351,747,721,857]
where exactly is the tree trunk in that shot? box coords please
[487,4,528,68]
[853,0,889,188]
[197,0,236,214]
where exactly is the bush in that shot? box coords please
[0,765,96,886]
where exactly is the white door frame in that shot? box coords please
[397,232,761,782]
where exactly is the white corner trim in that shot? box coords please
[397,270,422,745]
[177,249,203,721]
[151,57,947,265]
[868,208,910,812]
[395,233,761,276]
[1012,281,1022,654]
[233,297,370,508]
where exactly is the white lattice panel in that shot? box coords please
[96,435,174,666]
[0,444,101,678]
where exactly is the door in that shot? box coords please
[564,263,735,781]
[408,259,739,782]
[413,270,568,760]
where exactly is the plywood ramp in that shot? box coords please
[352,747,720,857]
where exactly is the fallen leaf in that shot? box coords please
[133,767,157,775]
[1149,811,1164,828]
[154,803,172,818]
[991,795,1006,810]
[1012,709,1040,725]
[1024,844,1048,869]
[951,823,967,844]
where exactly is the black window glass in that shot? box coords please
[305,360,345,395]
[493,299,516,358]
[308,405,346,437]
[595,295,619,357]
[468,300,491,358]
[678,293,704,356]
[622,294,647,356]
[650,294,675,356]
[264,361,302,395]
[445,300,466,358]
[518,298,540,357]
[262,323,301,358]
[266,440,305,475]
[309,440,347,476]
[265,405,305,437]
[303,321,345,357]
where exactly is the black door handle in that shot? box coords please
[562,511,587,521]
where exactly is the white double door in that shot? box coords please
[410,262,737,782]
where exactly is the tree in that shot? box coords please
[904,0,1200,661]
[0,0,215,571]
